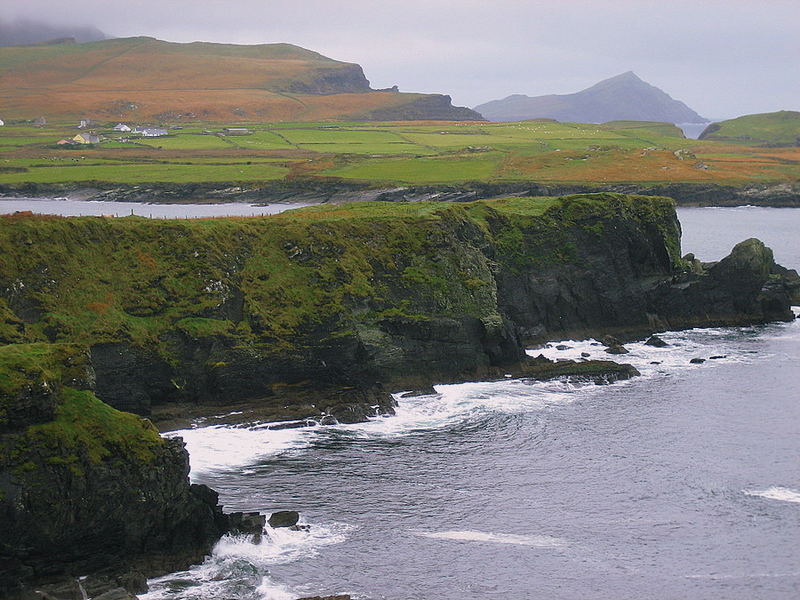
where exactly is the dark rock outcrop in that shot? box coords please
[605,344,629,355]
[279,64,372,95]
[0,345,231,596]
[357,94,484,121]
[3,180,799,208]
[0,194,796,429]
[268,511,301,528]
[645,335,668,347]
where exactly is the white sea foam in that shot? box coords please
[167,322,787,478]
[528,327,758,377]
[166,424,314,476]
[744,486,800,504]
[414,530,566,547]
[141,520,351,600]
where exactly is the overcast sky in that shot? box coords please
[3,0,799,119]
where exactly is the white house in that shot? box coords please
[113,123,132,132]
[138,128,168,137]
[0,119,4,126]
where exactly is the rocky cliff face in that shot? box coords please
[0,195,796,426]
[0,344,229,596]
[357,94,484,121]
[0,193,797,594]
[278,64,372,95]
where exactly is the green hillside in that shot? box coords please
[699,111,800,146]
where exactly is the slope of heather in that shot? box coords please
[475,72,705,124]
[699,111,800,147]
[0,37,482,122]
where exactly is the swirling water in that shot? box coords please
[139,207,800,600]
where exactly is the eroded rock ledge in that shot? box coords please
[0,345,262,597]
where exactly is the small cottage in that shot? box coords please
[223,127,251,136]
[72,133,100,144]
[138,128,168,137]
[113,123,132,132]
[0,119,4,126]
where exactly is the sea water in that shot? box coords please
[129,206,800,600]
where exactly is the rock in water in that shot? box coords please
[600,335,623,347]
[605,344,629,354]
[227,512,266,535]
[690,358,706,364]
[268,511,301,528]
[645,335,668,347]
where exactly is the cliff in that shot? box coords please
[1,193,798,594]
[356,94,484,121]
[0,194,796,426]
[0,37,478,122]
[0,344,230,597]
[475,71,705,124]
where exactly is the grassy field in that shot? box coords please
[1,118,798,187]
[699,111,800,147]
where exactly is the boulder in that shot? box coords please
[644,335,668,347]
[690,358,706,364]
[605,344,629,354]
[227,512,266,535]
[268,511,300,528]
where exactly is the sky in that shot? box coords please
[3,0,799,119]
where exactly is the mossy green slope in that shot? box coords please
[699,111,800,146]
[0,342,226,594]
[0,194,679,348]
[0,194,684,419]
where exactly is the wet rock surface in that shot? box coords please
[0,347,264,597]
[268,511,301,528]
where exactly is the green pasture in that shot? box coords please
[0,159,288,184]
[325,153,505,183]
[0,118,797,186]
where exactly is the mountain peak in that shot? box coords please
[475,72,705,124]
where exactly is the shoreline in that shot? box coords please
[2,179,800,208]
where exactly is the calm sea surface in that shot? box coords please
[5,199,797,599]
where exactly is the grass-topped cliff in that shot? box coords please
[0,37,481,122]
[1,193,795,425]
[699,111,800,147]
[0,343,228,595]
[0,192,797,593]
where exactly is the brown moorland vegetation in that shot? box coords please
[0,37,478,122]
